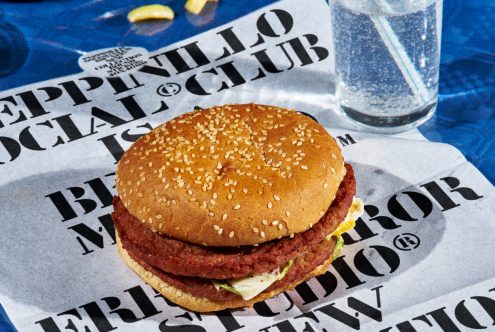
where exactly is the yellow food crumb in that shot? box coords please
[185,0,208,15]
[127,4,175,23]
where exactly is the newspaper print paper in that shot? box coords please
[0,0,494,331]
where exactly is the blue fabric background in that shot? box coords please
[0,0,493,330]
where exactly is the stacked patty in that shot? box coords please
[112,104,357,312]
[113,163,354,301]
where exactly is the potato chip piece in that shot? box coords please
[128,4,175,23]
[185,0,208,15]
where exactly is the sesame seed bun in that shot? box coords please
[115,104,345,246]
[116,232,333,312]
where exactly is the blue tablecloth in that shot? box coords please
[0,0,493,330]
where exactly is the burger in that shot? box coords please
[112,103,363,312]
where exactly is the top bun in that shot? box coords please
[115,104,345,246]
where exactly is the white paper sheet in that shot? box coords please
[0,0,494,331]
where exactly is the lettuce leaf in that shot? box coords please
[279,259,293,280]
[212,281,241,295]
[332,235,345,261]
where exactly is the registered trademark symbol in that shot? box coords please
[156,82,181,97]
[393,233,420,251]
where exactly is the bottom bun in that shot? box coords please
[116,233,333,312]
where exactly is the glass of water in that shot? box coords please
[331,0,443,133]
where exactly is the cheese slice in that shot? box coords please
[326,197,364,240]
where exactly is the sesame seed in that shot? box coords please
[324,183,328,188]
[267,202,273,209]
[156,214,162,219]
[213,193,218,199]
[218,228,223,235]
[272,220,279,226]
[214,225,220,230]
[209,212,215,217]
[290,233,294,238]
[233,204,241,210]
[243,188,248,194]
[278,224,283,230]
[332,153,337,159]
[253,227,259,233]
[285,211,291,217]
[222,213,228,220]
[301,165,309,170]
[229,231,235,238]
[260,231,266,238]
[262,220,268,226]
[331,167,336,174]
[274,195,280,201]
[210,199,216,205]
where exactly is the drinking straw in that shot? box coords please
[369,0,430,103]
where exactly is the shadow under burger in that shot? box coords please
[111,103,362,312]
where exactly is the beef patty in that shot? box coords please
[113,164,355,280]
[123,235,336,302]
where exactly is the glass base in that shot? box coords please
[340,99,437,134]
